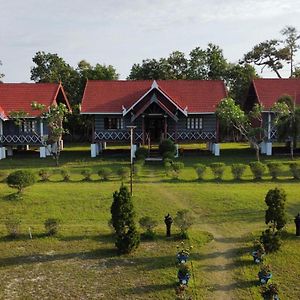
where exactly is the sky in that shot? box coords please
[1,0,300,82]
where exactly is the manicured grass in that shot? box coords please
[0,143,300,299]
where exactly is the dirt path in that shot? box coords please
[200,226,242,300]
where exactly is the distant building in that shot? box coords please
[81,80,227,157]
[0,83,70,159]
[244,78,300,155]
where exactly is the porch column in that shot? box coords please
[164,115,167,139]
[91,144,97,158]
[267,112,271,141]
[0,147,6,159]
[6,146,13,156]
[0,119,3,136]
[142,115,145,145]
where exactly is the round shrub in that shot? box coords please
[260,228,282,253]
[174,209,194,239]
[159,139,176,156]
[289,162,300,179]
[163,151,175,160]
[5,216,21,238]
[210,162,226,180]
[231,163,247,180]
[7,170,36,194]
[38,169,52,182]
[193,163,207,180]
[267,162,282,180]
[139,216,158,239]
[98,167,112,181]
[171,162,184,179]
[249,162,266,180]
[44,218,60,236]
[117,167,130,180]
[135,147,148,160]
[60,169,70,182]
[81,169,93,181]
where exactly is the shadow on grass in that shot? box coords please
[127,283,175,295]
[211,279,258,292]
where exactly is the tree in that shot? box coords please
[7,170,36,195]
[241,39,290,78]
[174,209,194,239]
[281,26,300,77]
[272,94,300,159]
[31,102,69,166]
[111,185,140,254]
[225,63,258,105]
[216,98,264,161]
[265,187,287,231]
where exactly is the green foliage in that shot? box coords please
[60,169,70,182]
[159,139,176,156]
[249,162,266,180]
[260,228,282,253]
[241,39,290,78]
[98,167,112,181]
[193,163,207,180]
[0,171,8,182]
[139,216,158,239]
[265,187,287,231]
[111,185,140,254]
[261,283,280,300]
[133,163,142,178]
[210,163,226,180]
[7,170,36,193]
[135,147,148,160]
[174,209,194,239]
[289,162,300,179]
[4,216,21,238]
[170,162,185,179]
[81,168,93,181]
[38,169,52,182]
[267,162,282,180]
[231,163,247,180]
[44,218,60,236]
[117,167,130,181]
[162,151,175,160]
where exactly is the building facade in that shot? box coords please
[81,80,227,157]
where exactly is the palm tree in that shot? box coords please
[272,95,300,159]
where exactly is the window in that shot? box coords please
[21,120,37,133]
[186,117,202,129]
[104,117,124,129]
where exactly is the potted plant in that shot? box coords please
[177,242,193,264]
[258,264,272,284]
[177,263,190,286]
[261,283,280,300]
[251,240,265,264]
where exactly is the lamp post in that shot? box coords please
[127,125,136,196]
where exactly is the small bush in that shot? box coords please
[139,216,158,240]
[164,158,173,176]
[163,151,175,160]
[38,169,52,182]
[261,283,280,300]
[159,139,176,156]
[135,147,148,160]
[81,169,93,181]
[231,163,247,180]
[44,218,60,236]
[260,228,282,253]
[289,162,300,179]
[5,216,21,238]
[98,167,112,181]
[7,170,36,194]
[171,162,185,179]
[117,167,130,181]
[193,163,207,180]
[133,163,142,178]
[267,162,282,180]
[174,209,194,239]
[210,163,226,180]
[249,162,266,180]
[60,169,70,182]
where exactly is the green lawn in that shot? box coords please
[0,143,300,299]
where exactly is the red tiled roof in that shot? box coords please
[81,80,227,114]
[0,83,69,118]
[253,78,300,109]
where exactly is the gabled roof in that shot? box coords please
[81,80,227,114]
[0,83,71,118]
[252,79,300,109]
